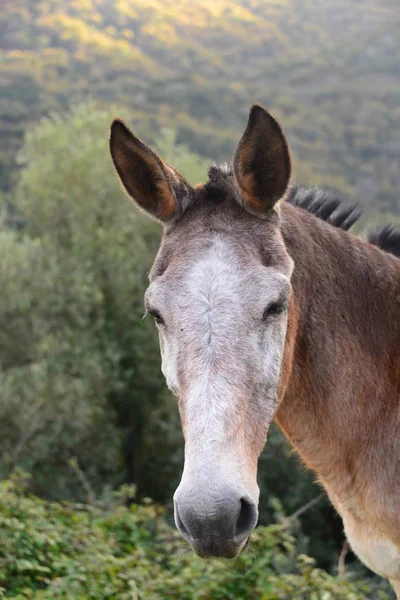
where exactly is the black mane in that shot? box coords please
[367,224,400,258]
[287,184,361,231]
[288,184,400,258]
[206,164,399,259]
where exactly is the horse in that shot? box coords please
[109,104,400,595]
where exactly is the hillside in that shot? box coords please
[1,0,399,212]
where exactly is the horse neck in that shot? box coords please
[276,203,400,499]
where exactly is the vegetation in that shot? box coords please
[0,473,390,599]
[0,102,171,503]
[1,0,399,214]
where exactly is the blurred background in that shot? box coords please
[0,1,399,598]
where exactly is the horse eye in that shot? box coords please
[262,300,286,321]
[148,309,165,326]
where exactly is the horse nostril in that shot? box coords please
[235,496,258,538]
[174,503,191,540]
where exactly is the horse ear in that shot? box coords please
[110,119,193,222]
[233,104,292,217]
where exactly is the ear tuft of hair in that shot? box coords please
[368,224,400,258]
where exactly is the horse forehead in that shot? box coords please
[152,237,260,301]
[186,238,249,286]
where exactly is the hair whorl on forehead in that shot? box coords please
[208,162,234,182]
[202,163,235,203]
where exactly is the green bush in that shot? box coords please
[0,474,388,600]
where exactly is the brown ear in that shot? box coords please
[110,119,193,222]
[233,104,292,217]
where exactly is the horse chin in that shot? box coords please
[190,535,250,560]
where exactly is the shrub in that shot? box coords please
[0,474,387,600]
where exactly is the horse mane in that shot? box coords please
[287,184,360,231]
[287,184,400,259]
[206,165,399,259]
[367,224,400,258]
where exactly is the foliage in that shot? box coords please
[0,473,390,600]
[0,101,173,502]
[1,0,399,215]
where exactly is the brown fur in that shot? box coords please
[276,202,400,546]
